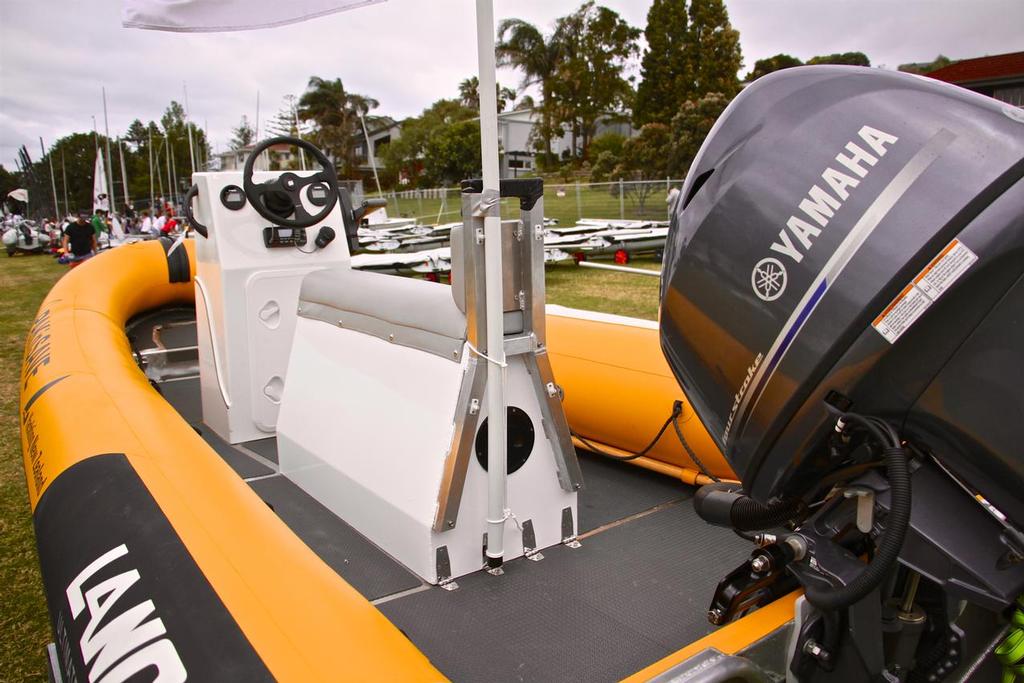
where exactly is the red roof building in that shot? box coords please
[926,51,1024,107]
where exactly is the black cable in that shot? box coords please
[671,401,721,482]
[803,412,913,612]
[570,402,682,462]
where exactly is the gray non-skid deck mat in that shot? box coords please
[157,377,204,425]
[248,475,422,601]
[576,451,692,532]
[194,423,275,480]
[380,502,751,683]
[242,437,279,464]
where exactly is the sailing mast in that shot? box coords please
[184,82,197,174]
[149,127,155,210]
[61,150,69,216]
[119,138,130,210]
[40,137,60,218]
[102,87,117,214]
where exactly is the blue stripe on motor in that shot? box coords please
[747,278,830,412]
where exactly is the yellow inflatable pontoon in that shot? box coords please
[21,240,789,683]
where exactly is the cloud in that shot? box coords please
[1,0,1021,168]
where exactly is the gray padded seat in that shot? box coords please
[298,268,467,362]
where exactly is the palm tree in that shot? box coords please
[458,76,517,112]
[496,19,564,162]
[297,76,379,178]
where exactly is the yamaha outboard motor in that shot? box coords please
[661,66,1024,681]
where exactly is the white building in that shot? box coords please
[215,142,299,172]
[498,108,636,176]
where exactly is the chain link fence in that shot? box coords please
[370,179,685,226]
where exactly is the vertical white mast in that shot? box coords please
[170,141,179,207]
[119,138,130,209]
[61,150,69,216]
[165,134,172,208]
[149,127,155,210]
[292,99,307,171]
[476,0,507,572]
[102,87,117,214]
[40,137,59,218]
[183,82,197,174]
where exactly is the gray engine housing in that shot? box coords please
[659,66,1024,526]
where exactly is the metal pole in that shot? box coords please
[619,178,625,220]
[102,87,117,214]
[359,112,383,197]
[183,82,196,174]
[61,150,69,216]
[170,142,179,209]
[292,98,307,171]
[41,138,59,218]
[578,261,661,277]
[476,0,507,573]
[165,135,172,209]
[119,139,130,209]
[155,139,165,203]
[149,127,155,210]
[575,182,582,221]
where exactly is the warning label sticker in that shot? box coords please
[873,239,978,344]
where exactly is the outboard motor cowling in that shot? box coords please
[660,66,1024,680]
[661,66,1024,519]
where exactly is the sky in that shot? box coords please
[1,0,1022,169]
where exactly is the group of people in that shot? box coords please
[58,204,184,265]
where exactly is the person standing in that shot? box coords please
[153,209,167,235]
[91,209,109,239]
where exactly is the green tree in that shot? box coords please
[807,52,870,67]
[298,76,380,178]
[458,77,516,112]
[422,119,482,186]
[634,0,691,126]
[590,151,618,183]
[607,123,672,213]
[746,53,803,81]
[588,132,627,161]
[158,101,209,191]
[231,116,256,149]
[0,164,19,202]
[686,0,743,100]
[668,91,730,177]
[497,16,566,163]
[380,99,477,188]
[549,2,640,159]
[898,55,955,75]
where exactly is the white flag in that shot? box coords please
[93,154,110,213]
[122,0,385,33]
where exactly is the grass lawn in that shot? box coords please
[0,254,64,682]
[0,249,660,679]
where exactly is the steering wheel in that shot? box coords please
[242,136,340,229]
[183,184,208,238]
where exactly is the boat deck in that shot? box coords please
[129,308,752,682]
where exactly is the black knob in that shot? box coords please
[315,226,336,249]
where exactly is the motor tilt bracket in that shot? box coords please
[707,542,799,626]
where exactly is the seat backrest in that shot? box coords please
[298,267,468,362]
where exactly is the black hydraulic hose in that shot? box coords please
[804,444,912,611]
[730,495,806,531]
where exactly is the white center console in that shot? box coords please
[191,170,351,443]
